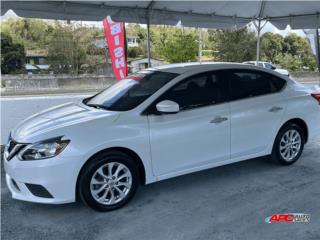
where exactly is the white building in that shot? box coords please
[127,36,139,47]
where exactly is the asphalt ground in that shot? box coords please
[1,138,320,240]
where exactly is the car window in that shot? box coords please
[86,71,178,111]
[257,62,264,67]
[158,72,228,111]
[226,70,286,101]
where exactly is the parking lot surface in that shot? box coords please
[1,138,320,240]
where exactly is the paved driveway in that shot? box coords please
[1,139,320,240]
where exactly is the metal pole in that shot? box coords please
[198,28,202,63]
[256,19,261,64]
[315,28,320,72]
[198,28,202,64]
[147,20,151,67]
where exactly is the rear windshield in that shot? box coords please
[86,70,179,111]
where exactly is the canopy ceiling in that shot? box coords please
[2,1,320,29]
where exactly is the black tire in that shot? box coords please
[271,123,305,165]
[78,151,139,212]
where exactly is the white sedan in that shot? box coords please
[4,63,320,211]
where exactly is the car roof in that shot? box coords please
[148,62,271,74]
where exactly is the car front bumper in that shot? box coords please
[4,153,82,204]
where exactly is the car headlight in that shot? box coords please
[18,137,70,161]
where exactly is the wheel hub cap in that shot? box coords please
[90,162,132,205]
[279,129,302,162]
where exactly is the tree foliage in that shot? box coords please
[261,32,284,63]
[47,23,93,74]
[152,26,198,63]
[1,19,103,74]
[1,18,54,50]
[1,18,318,74]
[260,32,317,71]
[1,32,26,74]
[127,47,144,58]
[209,28,256,62]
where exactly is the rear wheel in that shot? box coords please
[78,151,139,211]
[272,123,305,165]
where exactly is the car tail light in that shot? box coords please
[311,93,320,105]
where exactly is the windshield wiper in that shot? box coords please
[86,103,110,111]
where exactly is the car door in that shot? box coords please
[146,71,230,178]
[226,69,287,159]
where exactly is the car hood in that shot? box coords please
[11,102,119,143]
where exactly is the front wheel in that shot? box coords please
[272,123,305,165]
[78,151,139,211]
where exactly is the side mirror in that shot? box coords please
[156,100,180,114]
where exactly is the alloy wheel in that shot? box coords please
[90,162,132,205]
[279,129,302,162]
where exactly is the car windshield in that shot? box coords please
[85,70,179,111]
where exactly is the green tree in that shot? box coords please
[276,33,317,71]
[209,28,256,62]
[261,32,284,62]
[150,26,198,63]
[1,18,54,49]
[1,32,25,74]
[161,30,198,63]
[126,24,147,42]
[2,19,104,74]
[127,47,143,58]
[47,23,93,74]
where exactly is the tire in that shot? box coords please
[78,151,139,211]
[271,123,305,165]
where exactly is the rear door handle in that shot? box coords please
[269,106,283,112]
[210,116,228,124]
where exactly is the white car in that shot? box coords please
[243,61,290,76]
[4,63,320,211]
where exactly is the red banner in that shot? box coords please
[103,16,127,80]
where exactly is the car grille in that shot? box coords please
[25,183,54,198]
[5,136,27,161]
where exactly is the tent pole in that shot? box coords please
[198,28,202,64]
[146,0,154,68]
[256,19,261,64]
[147,19,151,67]
[316,28,320,72]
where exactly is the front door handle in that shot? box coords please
[269,106,283,112]
[210,116,228,124]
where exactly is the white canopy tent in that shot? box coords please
[2,0,320,67]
